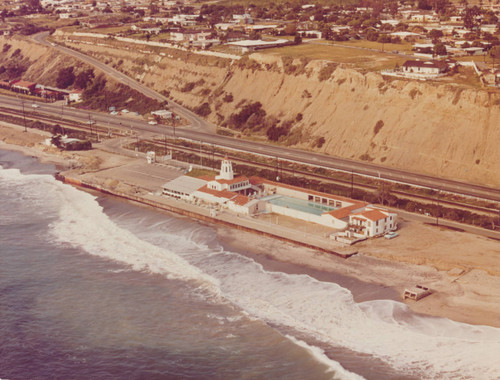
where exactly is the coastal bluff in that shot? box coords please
[3,34,500,187]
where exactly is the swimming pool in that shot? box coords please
[267,195,334,216]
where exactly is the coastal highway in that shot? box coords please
[30,32,216,134]
[2,93,500,204]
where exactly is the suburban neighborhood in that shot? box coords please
[1,0,500,86]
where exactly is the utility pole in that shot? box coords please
[88,113,93,138]
[351,170,354,198]
[276,156,280,181]
[22,101,27,132]
[164,132,167,160]
[212,144,215,171]
[436,190,440,226]
[172,113,176,138]
[200,140,202,166]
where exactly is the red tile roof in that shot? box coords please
[196,186,250,206]
[232,194,250,206]
[327,203,366,219]
[354,209,388,221]
[215,175,249,185]
[197,185,236,199]
[11,80,36,88]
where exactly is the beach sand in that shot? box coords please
[2,121,500,328]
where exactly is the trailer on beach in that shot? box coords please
[403,285,432,300]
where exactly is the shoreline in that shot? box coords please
[2,123,500,328]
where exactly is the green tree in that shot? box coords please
[489,45,500,69]
[284,23,297,35]
[75,69,94,89]
[366,29,379,41]
[429,29,443,39]
[56,67,75,89]
[434,43,447,56]
[463,6,481,31]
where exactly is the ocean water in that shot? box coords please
[1,149,500,380]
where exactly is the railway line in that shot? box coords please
[143,138,500,218]
[1,103,497,218]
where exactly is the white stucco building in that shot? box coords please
[402,60,448,75]
[162,159,398,237]
[349,207,398,237]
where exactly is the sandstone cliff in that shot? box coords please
[3,35,500,187]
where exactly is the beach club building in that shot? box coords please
[162,158,397,238]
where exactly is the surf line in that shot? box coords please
[55,173,357,259]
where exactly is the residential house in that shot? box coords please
[227,39,290,53]
[402,60,448,75]
[11,80,37,95]
[349,207,398,237]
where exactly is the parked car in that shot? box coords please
[148,120,158,125]
[384,231,399,239]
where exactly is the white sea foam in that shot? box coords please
[286,335,365,380]
[0,167,220,291]
[153,228,500,380]
[49,180,221,291]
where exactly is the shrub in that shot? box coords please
[194,102,211,117]
[2,44,11,53]
[180,82,196,92]
[266,120,292,141]
[312,136,326,148]
[373,120,384,135]
[56,67,75,89]
[228,102,266,130]
[74,69,94,89]
[223,93,233,103]
[318,63,336,82]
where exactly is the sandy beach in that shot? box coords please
[2,121,500,328]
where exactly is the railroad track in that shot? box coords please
[0,107,122,137]
[145,138,500,217]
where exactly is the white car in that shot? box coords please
[31,104,39,109]
[148,120,158,125]
[384,231,399,239]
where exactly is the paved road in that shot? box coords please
[31,32,216,134]
[2,93,500,204]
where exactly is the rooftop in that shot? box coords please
[163,175,207,195]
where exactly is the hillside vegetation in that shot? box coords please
[0,36,163,114]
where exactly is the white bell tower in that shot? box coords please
[216,157,234,180]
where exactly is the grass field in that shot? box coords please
[333,40,415,53]
[262,42,407,71]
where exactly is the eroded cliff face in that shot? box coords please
[4,35,500,187]
[212,57,500,188]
